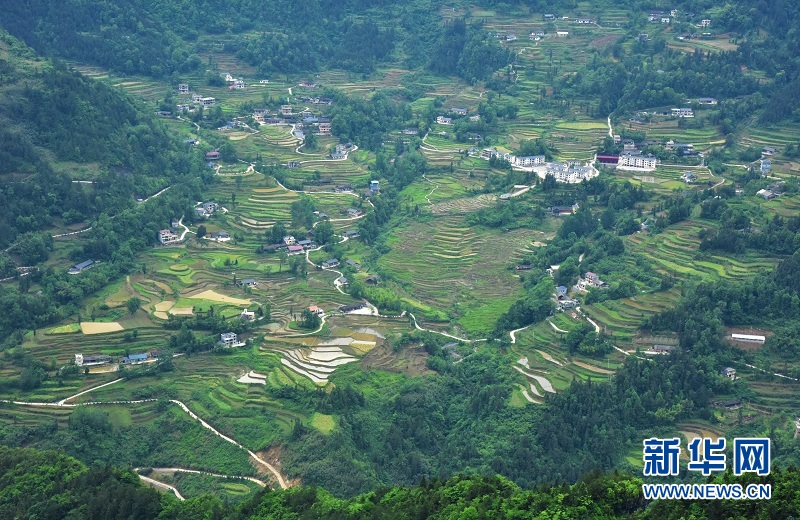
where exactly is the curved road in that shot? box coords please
[4,379,290,490]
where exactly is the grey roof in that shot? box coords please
[73,260,94,270]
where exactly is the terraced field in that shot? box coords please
[262,344,360,384]
[378,216,544,334]
[584,288,681,346]
[509,321,628,401]
[627,221,779,282]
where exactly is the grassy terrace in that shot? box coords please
[626,220,779,282]
[377,214,543,335]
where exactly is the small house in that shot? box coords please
[345,260,361,271]
[370,180,380,192]
[260,244,282,253]
[721,367,737,379]
[756,189,777,200]
[283,236,296,246]
[652,345,675,353]
[308,305,324,316]
[69,260,95,275]
[240,309,255,320]
[322,258,340,268]
[178,83,189,93]
[731,333,766,343]
[287,245,304,255]
[762,147,776,156]
[681,172,697,183]
[556,31,569,37]
[297,239,313,249]
[205,151,220,160]
[760,159,771,175]
[337,276,349,285]
[287,161,301,168]
[281,105,292,115]
[330,152,346,160]
[502,34,517,42]
[209,231,230,242]
[121,353,150,364]
[697,97,718,105]
[699,19,711,28]
[515,264,532,271]
[548,205,578,216]
[436,116,453,125]
[200,97,216,107]
[75,354,112,366]
[597,155,620,165]
[543,13,556,21]
[238,278,258,288]
[347,208,364,217]
[339,302,366,313]
[556,286,568,299]
[342,229,360,238]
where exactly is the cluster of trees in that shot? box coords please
[429,19,514,84]
[329,91,412,150]
[699,202,800,256]
[234,20,395,74]
[464,199,535,229]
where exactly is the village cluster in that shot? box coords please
[474,148,600,183]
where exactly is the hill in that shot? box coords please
[2,446,798,519]
[0,31,208,344]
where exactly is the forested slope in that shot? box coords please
[2,445,798,519]
[0,31,209,346]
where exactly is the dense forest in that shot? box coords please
[3,445,799,519]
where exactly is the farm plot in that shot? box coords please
[378,216,540,334]
[261,344,360,384]
[187,290,251,306]
[627,221,779,282]
[81,322,124,334]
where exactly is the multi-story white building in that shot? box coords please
[158,229,179,245]
[671,107,694,117]
[220,332,239,347]
[618,153,658,170]
[513,155,546,167]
